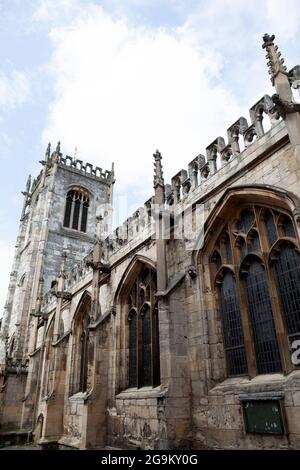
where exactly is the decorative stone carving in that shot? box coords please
[186,265,197,279]
[289,65,300,91]
[271,93,300,119]
[153,149,165,188]
[262,33,287,84]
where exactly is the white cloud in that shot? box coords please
[266,0,300,40]
[42,4,244,205]
[37,0,300,209]
[0,70,31,108]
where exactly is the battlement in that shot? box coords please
[40,141,115,186]
[58,154,114,184]
[164,64,299,205]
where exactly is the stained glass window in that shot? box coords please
[244,259,282,374]
[210,203,299,378]
[219,271,248,375]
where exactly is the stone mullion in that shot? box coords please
[78,198,83,232]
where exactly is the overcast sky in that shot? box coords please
[1,0,300,312]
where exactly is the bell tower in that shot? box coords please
[0,142,114,376]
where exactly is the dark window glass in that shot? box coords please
[211,251,222,271]
[280,215,295,238]
[72,197,81,230]
[79,328,88,392]
[81,201,89,232]
[265,211,277,246]
[248,230,261,252]
[237,237,247,260]
[224,233,233,264]
[141,307,152,386]
[238,209,255,234]
[275,244,300,335]
[220,271,248,375]
[63,193,72,227]
[128,312,137,387]
[244,259,282,374]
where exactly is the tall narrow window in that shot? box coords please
[127,266,160,388]
[128,311,137,387]
[274,244,300,336]
[219,271,248,375]
[70,295,91,395]
[141,305,152,386]
[63,188,89,232]
[243,258,282,374]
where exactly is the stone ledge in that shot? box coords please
[116,386,166,400]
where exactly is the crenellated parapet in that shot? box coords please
[40,141,115,185]
[164,89,290,205]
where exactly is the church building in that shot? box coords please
[1,34,300,450]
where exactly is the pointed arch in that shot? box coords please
[70,290,92,395]
[113,254,156,308]
[193,184,300,266]
[71,290,92,330]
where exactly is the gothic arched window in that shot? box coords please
[63,188,89,232]
[70,295,91,395]
[127,267,160,388]
[210,204,300,377]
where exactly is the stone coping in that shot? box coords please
[209,370,300,396]
[116,386,166,400]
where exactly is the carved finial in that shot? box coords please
[56,141,61,154]
[262,33,287,85]
[26,174,31,193]
[153,149,164,188]
[45,143,51,160]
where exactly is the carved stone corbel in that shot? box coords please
[271,93,300,119]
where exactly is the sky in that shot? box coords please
[1,0,300,313]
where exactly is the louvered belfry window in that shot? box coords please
[63,188,89,232]
[128,267,160,388]
[211,204,300,377]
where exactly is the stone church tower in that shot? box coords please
[0,144,114,427]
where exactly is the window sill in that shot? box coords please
[68,391,89,401]
[209,370,300,396]
[116,385,166,400]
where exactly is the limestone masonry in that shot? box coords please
[1,34,300,449]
